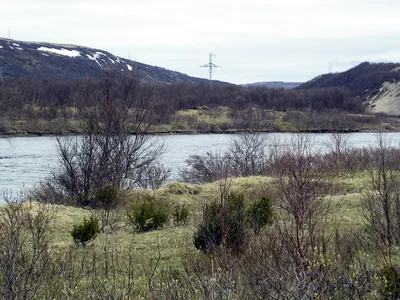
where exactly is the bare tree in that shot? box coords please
[51,72,164,207]
[131,161,171,190]
[0,84,19,112]
[272,134,331,261]
[228,132,270,177]
[0,193,53,300]
[179,152,230,184]
[325,131,352,177]
[362,131,400,251]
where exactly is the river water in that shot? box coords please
[0,132,399,197]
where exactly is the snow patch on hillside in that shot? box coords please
[95,51,106,56]
[86,53,103,66]
[367,82,400,115]
[126,64,133,71]
[37,47,81,57]
[0,46,3,49]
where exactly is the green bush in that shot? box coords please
[194,201,223,253]
[194,192,248,253]
[380,266,400,299]
[95,184,120,210]
[246,195,273,234]
[173,204,190,226]
[126,199,169,232]
[71,215,100,246]
[226,192,247,253]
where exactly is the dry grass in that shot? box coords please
[45,173,368,264]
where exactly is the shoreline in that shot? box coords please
[0,127,395,138]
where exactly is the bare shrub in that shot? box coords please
[180,133,271,184]
[362,131,400,250]
[50,72,164,207]
[0,194,53,300]
[50,239,135,298]
[324,131,352,177]
[179,152,230,184]
[272,134,331,262]
[239,230,375,299]
[131,161,171,190]
[228,133,270,177]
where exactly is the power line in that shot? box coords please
[200,53,220,81]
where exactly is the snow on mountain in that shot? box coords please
[37,47,81,57]
[0,37,219,84]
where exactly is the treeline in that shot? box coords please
[0,74,365,121]
[165,83,364,113]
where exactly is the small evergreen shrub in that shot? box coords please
[95,184,120,210]
[71,215,100,246]
[225,192,247,253]
[246,195,273,234]
[194,192,248,253]
[380,266,400,299]
[194,201,223,253]
[173,204,190,226]
[126,199,169,232]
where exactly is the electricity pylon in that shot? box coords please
[200,53,219,81]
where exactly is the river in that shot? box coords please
[0,132,399,198]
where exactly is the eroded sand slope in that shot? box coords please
[367,81,400,115]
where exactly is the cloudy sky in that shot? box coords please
[1,0,400,84]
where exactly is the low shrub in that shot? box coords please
[194,192,248,253]
[173,204,190,226]
[246,195,273,234]
[95,184,120,210]
[194,201,223,253]
[380,266,400,299]
[71,215,100,246]
[225,192,247,253]
[126,199,169,232]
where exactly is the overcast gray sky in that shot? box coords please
[1,0,400,84]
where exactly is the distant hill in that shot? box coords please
[0,38,227,85]
[244,81,302,89]
[298,62,400,96]
[298,62,400,115]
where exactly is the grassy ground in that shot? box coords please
[6,172,393,298]
[45,173,370,275]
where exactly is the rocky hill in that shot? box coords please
[0,38,218,84]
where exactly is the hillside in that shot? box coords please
[299,62,400,115]
[299,62,400,97]
[0,38,220,84]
